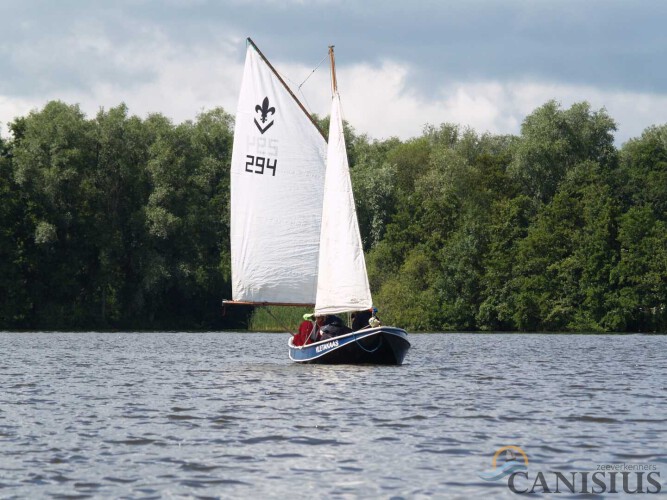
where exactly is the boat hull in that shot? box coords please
[288,327,410,365]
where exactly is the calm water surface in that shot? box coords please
[1,332,666,498]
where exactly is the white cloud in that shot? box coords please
[2,48,667,146]
[299,62,667,144]
[0,33,244,135]
[0,95,37,136]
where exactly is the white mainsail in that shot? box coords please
[314,92,373,315]
[230,44,327,304]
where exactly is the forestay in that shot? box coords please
[314,93,373,315]
[230,44,327,304]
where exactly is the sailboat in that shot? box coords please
[223,38,410,365]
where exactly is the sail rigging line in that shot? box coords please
[293,52,328,119]
[246,37,326,140]
[355,335,383,353]
[276,71,315,118]
[266,67,317,125]
[261,306,297,337]
[295,89,314,121]
[222,301,297,336]
[278,60,327,132]
[297,53,328,91]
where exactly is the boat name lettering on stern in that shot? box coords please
[315,340,339,353]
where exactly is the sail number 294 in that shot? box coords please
[245,137,278,177]
[245,155,277,176]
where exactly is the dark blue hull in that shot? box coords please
[288,327,410,365]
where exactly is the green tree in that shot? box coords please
[11,101,98,328]
[141,109,234,329]
[3,97,665,333]
[0,134,32,327]
[88,104,152,326]
[611,207,667,332]
[618,124,667,216]
[507,162,619,331]
[350,135,401,251]
[509,101,616,204]
[477,195,534,330]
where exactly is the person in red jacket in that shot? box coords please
[292,313,316,346]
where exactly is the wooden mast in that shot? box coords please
[328,45,337,95]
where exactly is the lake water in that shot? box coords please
[1,332,665,498]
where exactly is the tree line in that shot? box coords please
[0,100,665,331]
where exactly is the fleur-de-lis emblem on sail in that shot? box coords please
[254,96,276,134]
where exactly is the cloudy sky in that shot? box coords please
[1,0,666,144]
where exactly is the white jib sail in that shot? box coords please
[314,93,373,315]
[230,45,327,304]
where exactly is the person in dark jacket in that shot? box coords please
[318,314,351,340]
[351,309,373,331]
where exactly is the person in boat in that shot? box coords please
[311,315,325,342]
[305,314,328,342]
[351,307,381,330]
[352,308,373,331]
[293,313,316,346]
[319,314,352,340]
[369,307,382,328]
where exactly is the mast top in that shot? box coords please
[328,45,337,95]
